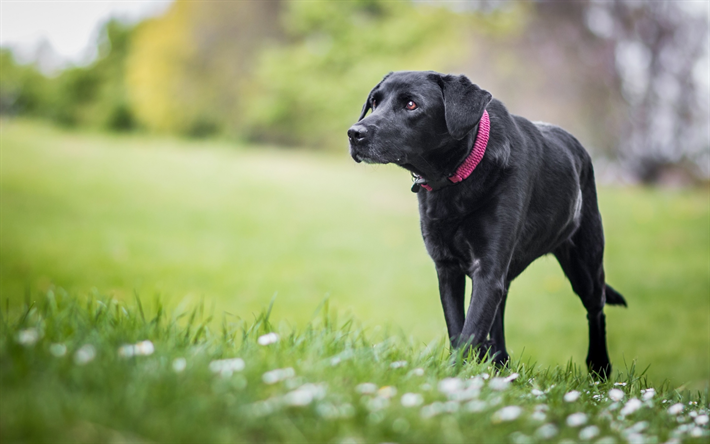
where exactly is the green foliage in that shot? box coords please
[125,0,282,137]
[3,1,523,147]
[123,0,520,145]
[2,121,709,391]
[0,50,51,116]
[49,20,136,131]
[0,20,136,131]
[1,290,708,442]
[243,1,474,148]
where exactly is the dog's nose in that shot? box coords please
[347,124,368,144]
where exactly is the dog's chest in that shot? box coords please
[419,212,477,271]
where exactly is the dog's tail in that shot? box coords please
[605,284,627,307]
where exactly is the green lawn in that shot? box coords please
[1,292,707,443]
[1,119,709,389]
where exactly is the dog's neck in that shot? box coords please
[408,110,490,193]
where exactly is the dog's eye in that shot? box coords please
[371,100,377,109]
[405,101,417,110]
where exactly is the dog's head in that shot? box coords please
[348,71,491,177]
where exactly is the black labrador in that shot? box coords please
[347,71,626,377]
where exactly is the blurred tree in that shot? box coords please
[589,1,709,182]
[0,49,50,117]
[456,2,628,164]
[126,0,283,137]
[242,0,483,148]
[125,0,510,146]
[456,0,708,183]
[1,20,137,131]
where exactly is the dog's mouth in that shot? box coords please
[353,154,379,164]
[350,146,388,165]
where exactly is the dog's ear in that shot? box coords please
[358,98,371,122]
[439,74,492,140]
[358,72,393,121]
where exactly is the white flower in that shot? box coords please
[673,423,693,435]
[283,383,326,406]
[49,343,66,357]
[505,373,520,382]
[355,383,377,394]
[377,386,397,398]
[488,377,510,391]
[614,382,627,386]
[366,396,389,412]
[401,393,423,407]
[641,388,655,400]
[315,402,338,419]
[408,368,425,376]
[442,400,459,413]
[493,406,522,422]
[625,421,648,434]
[448,386,480,401]
[564,390,581,402]
[468,376,485,389]
[421,402,444,418]
[535,424,558,439]
[74,344,96,365]
[118,340,154,358]
[531,411,547,421]
[261,367,293,384]
[668,403,684,415]
[480,372,490,379]
[695,415,709,425]
[249,399,278,417]
[566,412,588,427]
[594,437,617,444]
[438,377,463,394]
[17,329,40,346]
[690,427,706,437]
[172,357,187,373]
[531,389,545,396]
[608,388,625,402]
[257,332,279,345]
[626,433,644,444]
[209,358,245,377]
[135,340,154,355]
[620,398,642,416]
[465,400,487,412]
[579,425,600,440]
[390,360,407,368]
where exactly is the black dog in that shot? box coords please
[348,71,626,376]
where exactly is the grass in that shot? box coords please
[1,119,709,393]
[1,291,708,443]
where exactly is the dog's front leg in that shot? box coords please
[435,265,466,347]
[459,271,506,360]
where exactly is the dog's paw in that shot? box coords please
[491,351,510,368]
[587,359,612,380]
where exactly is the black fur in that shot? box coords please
[347,71,626,377]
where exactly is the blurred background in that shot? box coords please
[1,1,708,387]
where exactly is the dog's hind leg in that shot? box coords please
[553,188,613,378]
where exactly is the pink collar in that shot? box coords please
[418,109,490,192]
